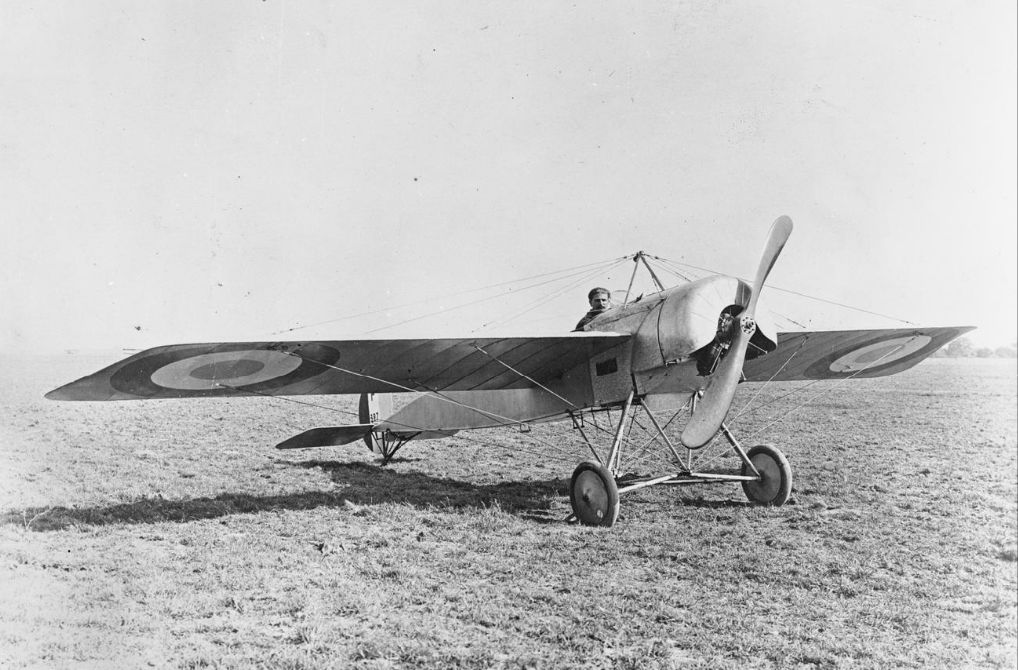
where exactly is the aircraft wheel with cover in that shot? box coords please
[569,461,620,527]
[741,444,792,506]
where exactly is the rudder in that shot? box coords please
[358,393,394,452]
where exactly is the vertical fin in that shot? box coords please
[358,393,394,452]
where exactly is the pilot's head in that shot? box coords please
[587,287,611,311]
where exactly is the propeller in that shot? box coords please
[680,215,794,449]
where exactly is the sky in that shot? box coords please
[2,1,1015,354]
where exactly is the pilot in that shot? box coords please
[574,287,612,330]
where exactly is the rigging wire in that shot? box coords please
[471,257,632,332]
[279,351,588,459]
[362,256,627,335]
[741,338,918,442]
[616,405,690,473]
[645,255,697,284]
[452,427,585,464]
[268,255,630,336]
[469,265,606,333]
[730,377,832,426]
[688,336,921,474]
[470,344,580,409]
[731,335,810,421]
[218,375,585,464]
[650,254,916,326]
[213,383,361,418]
[651,256,836,331]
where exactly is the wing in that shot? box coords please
[742,326,974,382]
[46,334,629,401]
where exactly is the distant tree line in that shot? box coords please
[932,336,1017,359]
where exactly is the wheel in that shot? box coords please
[741,444,792,506]
[569,461,620,527]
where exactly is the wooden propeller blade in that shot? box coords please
[680,216,793,448]
[746,215,793,319]
[680,324,751,448]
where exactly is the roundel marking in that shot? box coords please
[150,350,303,390]
[827,335,933,373]
[190,359,265,381]
[109,343,342,397]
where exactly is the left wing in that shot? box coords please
[742,326,974,382]
[46,334,629,401]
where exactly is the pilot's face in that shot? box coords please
[590,294,611,310]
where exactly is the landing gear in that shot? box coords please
[366,430,415,465]
[566,391,794,526]
[360,393,413,464]
[569,462,620,527]
[741,444,792,506]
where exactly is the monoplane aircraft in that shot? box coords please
[47,217,972,526]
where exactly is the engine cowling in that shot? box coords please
[630,275,777,373]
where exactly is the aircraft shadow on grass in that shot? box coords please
[1,461,579,532]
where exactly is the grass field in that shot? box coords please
[1,354,1015,669]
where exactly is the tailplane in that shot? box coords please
[275,393,394,451]
[275,424,374,450]
[274,393,456,456]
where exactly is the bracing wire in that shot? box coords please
[470,344,580,409]
[268,255,630,336]
[281,351,591,459]
[214,383,361,419]
[688,336,922,474]
[647,260,696,285]
[651,255,873,333]
[731,336,809,421]
[362,256,628,335]
[221,374,586,465]
[471,257,632,332]
[617,404,690,474]
[470,267,606,333]
[453,428,585,465]
[741,337,918,441]
[650,254,916,327]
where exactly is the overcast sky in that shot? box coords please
[2,1,1015,353]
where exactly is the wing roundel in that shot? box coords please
[110,343,340,398]
[741,326,975,382]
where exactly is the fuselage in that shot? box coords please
[575,275,777,403]
[379,274,783,432]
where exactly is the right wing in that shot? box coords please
[46,334,629,401]
[742,326,974,382]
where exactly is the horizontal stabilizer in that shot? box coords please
[275,425,373,450]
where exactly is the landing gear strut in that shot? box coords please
[566,391,793,526]
[366,430,416,465]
